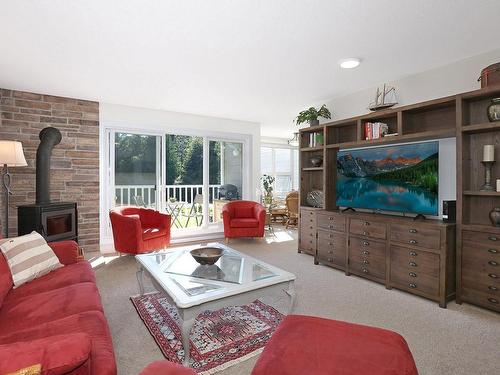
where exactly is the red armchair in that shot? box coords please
[109,206,171,254]
[222,200,266,241]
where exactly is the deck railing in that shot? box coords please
[115,184,221,207]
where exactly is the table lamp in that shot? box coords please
[0,141,27,237]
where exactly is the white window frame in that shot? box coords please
[261,143,299,198]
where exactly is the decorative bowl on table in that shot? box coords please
[190,247,224,265]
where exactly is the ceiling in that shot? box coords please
[1,0,499,138]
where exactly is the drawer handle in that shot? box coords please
[489,236,498,241]
[488,261,498,267]
[488,273,498,279]
[364,221,370,226]
[329,225,334,229]
[488,248,499,254]
[362,250,370,255]
[328,258,333,262]
[488,298,499,304]
[329,217,334,221]
[409,283,417,289]
[310,226,314,229]
[409,272,417,278]
[409,229,418,234]
[309,233,313,237]
[362,260,369,265]
[488,285,498,292]
[363,231,368,236]
[408,239,418,245]
[328,242,333,246]
[409,261,418,267]
[362,268,369,274]
[409,251,418,256]
[362,241,369,246]
[328,250,333,254]
[309,240,313,244]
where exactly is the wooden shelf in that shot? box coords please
[462,122,500,134]
[300,146,324,152]
[326,128,455,149]
[463,190,500,196]
[302,167,323,171]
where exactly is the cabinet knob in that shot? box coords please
[329,234,333,238]
[488,248,499,254]
[489,236,498,241]
[362,260,369,265]
[329,225,334,229]
[310,226,313,229]
[488,285,498,292]
[409,272,417,278]
[362,241,369,246]
[409,229,418,234]
[328,242,333,246]
[328,258,333,262]
[329,217,334,221]
[409,261,418,267]
[409,283,417,289]
[362,250,370,255]
[488,273,498,279]
[408,239,418,245]
[363,231,368,236]
[364,221,370,226]
[487,298,499,304]
[488,261,498,267]
[328,250,333,254]
[409,251,418,256]
[362,268,369,274]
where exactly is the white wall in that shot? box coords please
[99,103,261,246]
[320,48,500,122]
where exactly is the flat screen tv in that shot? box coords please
[336,141,439,216]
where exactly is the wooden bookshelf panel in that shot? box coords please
[300,170,324,208]
[402,101,456,135]
[462,91,500,126]
[360,114,398,139]
[462,195,500,226]
[461,130,500,191]
[300,128,324,148]
[326,122,357,145]
[301,149,324,169]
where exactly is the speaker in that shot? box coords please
[442,200,456,222]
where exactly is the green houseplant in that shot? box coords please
[261,174,275,204]
[294,104,332,127]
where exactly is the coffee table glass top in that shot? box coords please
[136,243,296,308]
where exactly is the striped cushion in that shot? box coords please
[0,231,62,289]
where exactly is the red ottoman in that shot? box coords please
[252,315,418,375]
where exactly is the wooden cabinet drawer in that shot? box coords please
[350,236,386,260]
[318,229,346,247]
[390,245,439,278]
[463,230,500,248]
[462,278,499,296]
[349,258,385,280]
[390,224,440,250]
[317,212,346,232]
[461,287,500,313]
[462,241,500,262]
[390,264,439,296]
[350,219,387,240]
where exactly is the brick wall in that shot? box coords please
[0,89,100,253]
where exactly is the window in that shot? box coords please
[260,145,299,198]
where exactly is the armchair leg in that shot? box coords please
[225,237,229,244]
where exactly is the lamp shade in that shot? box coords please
[0,141,28,167]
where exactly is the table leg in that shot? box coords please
[285,281,296,314]
[136,265,145,296]
[179,308,198,367]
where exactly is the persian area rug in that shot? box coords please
[131,292,284,374]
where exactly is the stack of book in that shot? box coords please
[364,122,390,140]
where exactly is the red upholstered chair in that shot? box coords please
[140,361,196,375]
[251,315,418,375]
[222,200,266,241]
[109,206,171,254]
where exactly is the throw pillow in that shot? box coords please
[6,364,41,375]
[0,251,13,307]
[0,231,63,289]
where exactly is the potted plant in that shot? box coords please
[261,174,275,204]
[294,104,332,127]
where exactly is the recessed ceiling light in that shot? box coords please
[339,58,361,69]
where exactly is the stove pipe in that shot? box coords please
[36,127,62,205]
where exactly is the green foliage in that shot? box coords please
[372,153,439,193]
[180,137,203,184]
[294,104,332,126]
[261,174,275,195]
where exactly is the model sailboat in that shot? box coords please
[368,84,398,111]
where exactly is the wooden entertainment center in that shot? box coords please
[298,85,500,311]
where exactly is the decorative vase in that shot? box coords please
[263,194,273,205]
[490,207,500,227]
[309,155,323,167]
[306,190,324,208]
[487,98,500,122]
[309,119,320,126]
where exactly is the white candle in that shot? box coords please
[483,145,495,162]
[497,179,500,192]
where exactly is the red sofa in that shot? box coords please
[109,206,171,254]
[0,239,116,375]
[222,200,266,240]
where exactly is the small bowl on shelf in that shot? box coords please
[190,247,224,265]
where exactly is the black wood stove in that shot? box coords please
[17,127,78,242]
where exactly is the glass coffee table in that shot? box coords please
[135,243,296,366]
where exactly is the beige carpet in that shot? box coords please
[93,229,500,375]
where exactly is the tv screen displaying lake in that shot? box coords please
[336,141,438,216]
